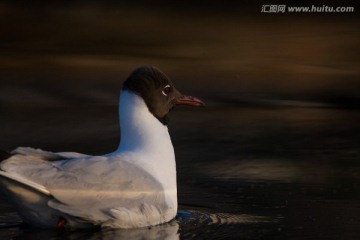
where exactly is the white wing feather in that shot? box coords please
[0,149,173,228]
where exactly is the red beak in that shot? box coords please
[175,95,205,107]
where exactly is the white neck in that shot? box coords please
[116,90,174,157]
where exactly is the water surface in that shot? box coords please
[1,106,359,239]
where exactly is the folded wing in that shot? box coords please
[0,148,170,228]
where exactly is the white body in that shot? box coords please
[0,90,177,229]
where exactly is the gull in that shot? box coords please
[0,66,204,230]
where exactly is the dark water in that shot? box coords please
[0,106,359,239]
[0,1,359,239]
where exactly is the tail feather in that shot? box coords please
[0,171,51,196]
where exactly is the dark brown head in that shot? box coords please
[123,66,204,125]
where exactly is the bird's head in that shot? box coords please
[123,66,204,124]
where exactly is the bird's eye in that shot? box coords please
[162,85,171,96]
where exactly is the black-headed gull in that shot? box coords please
[0,66,204,230]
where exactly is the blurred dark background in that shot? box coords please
[0,0,359,109]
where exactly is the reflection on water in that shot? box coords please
[0,208,274,240]
[0,219,179,240]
